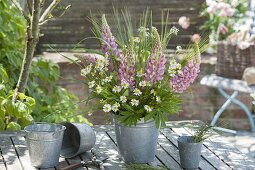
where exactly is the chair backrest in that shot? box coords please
[37,0,204,53]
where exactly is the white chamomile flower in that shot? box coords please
[133,88,142,96]
[81,64,92,76]
[103,104,111,112]
[120,96,127,103]
[139,81,147,87]
[134,37,140,43]
[88,81,95,88]
[170,26,179,35]
[176,46,182,52]
[104,75,113,83]
[95,59,105,71]
[144,105,153,112]
[156,96,161,103]
[131,99,139,106]
[112,85,122,93]
[96,85,102,94]
[112,102,120,112]
[121,81,129,89]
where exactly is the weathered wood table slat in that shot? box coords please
[0,121,254,170]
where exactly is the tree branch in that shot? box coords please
[10,0,30,23]
[39,0,61,23]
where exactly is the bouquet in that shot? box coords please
[80,10,206,128]
[201,0,247,44]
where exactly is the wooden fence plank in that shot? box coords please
[38,0,205,52]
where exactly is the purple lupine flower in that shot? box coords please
[144,27,166,83]
[118,52,135,88]
[155,54,167,81]
[101,15,123,61]
[171,58,200,93]
[144,54,156,83]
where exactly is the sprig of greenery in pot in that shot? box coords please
[192,123,214,143]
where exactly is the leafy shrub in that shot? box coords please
[0,0,91,129]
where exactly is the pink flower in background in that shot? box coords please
[178,16,190,29]
[217,2,234,17]
[218,24,228,34]
[191,34,201,44]
[206,0,218,14]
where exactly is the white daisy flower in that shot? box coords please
[112,85,122,93]
[139,81,147,87]
[120,96,127,103]
[81,64,92,76]
[144,105,153,112]
[121,81,129,89]
[88,81,95,88]
[96,85,102,94]
[95,59,105,71]
[156,96,161,103]
[104,75,113,83]
[170,26,179,35]
[133,88,142,96]
[131,99,139,106]
[103,104,111,112]
[112,102,120,112]
[176,46,182,52]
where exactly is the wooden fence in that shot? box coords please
[38,0,204,52]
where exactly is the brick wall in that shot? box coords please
[51,53,253,130]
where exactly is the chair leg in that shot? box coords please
[218,88,255,132]
[210,90,238,126]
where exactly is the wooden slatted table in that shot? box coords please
[0,121,254,170]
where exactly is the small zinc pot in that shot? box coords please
[114,117,159,164]
[60,122,96,158]
[24,123,66,168]
[177,136,202,169]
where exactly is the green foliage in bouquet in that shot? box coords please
[201,0,248,44]
[80,9,207,128]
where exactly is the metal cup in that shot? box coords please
[60,122,96,158]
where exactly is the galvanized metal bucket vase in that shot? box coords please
[178,136,202,169]
[114,117,159,164]
[24,123,66,168]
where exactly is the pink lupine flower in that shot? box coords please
[101,14,123,61]
[144,55,156,83]
[171,60,200,93]
[155,54,167,81]
[171,47,201,93]
[178,16,190,29]
[118,52,135,87]
[218,24,228,34]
